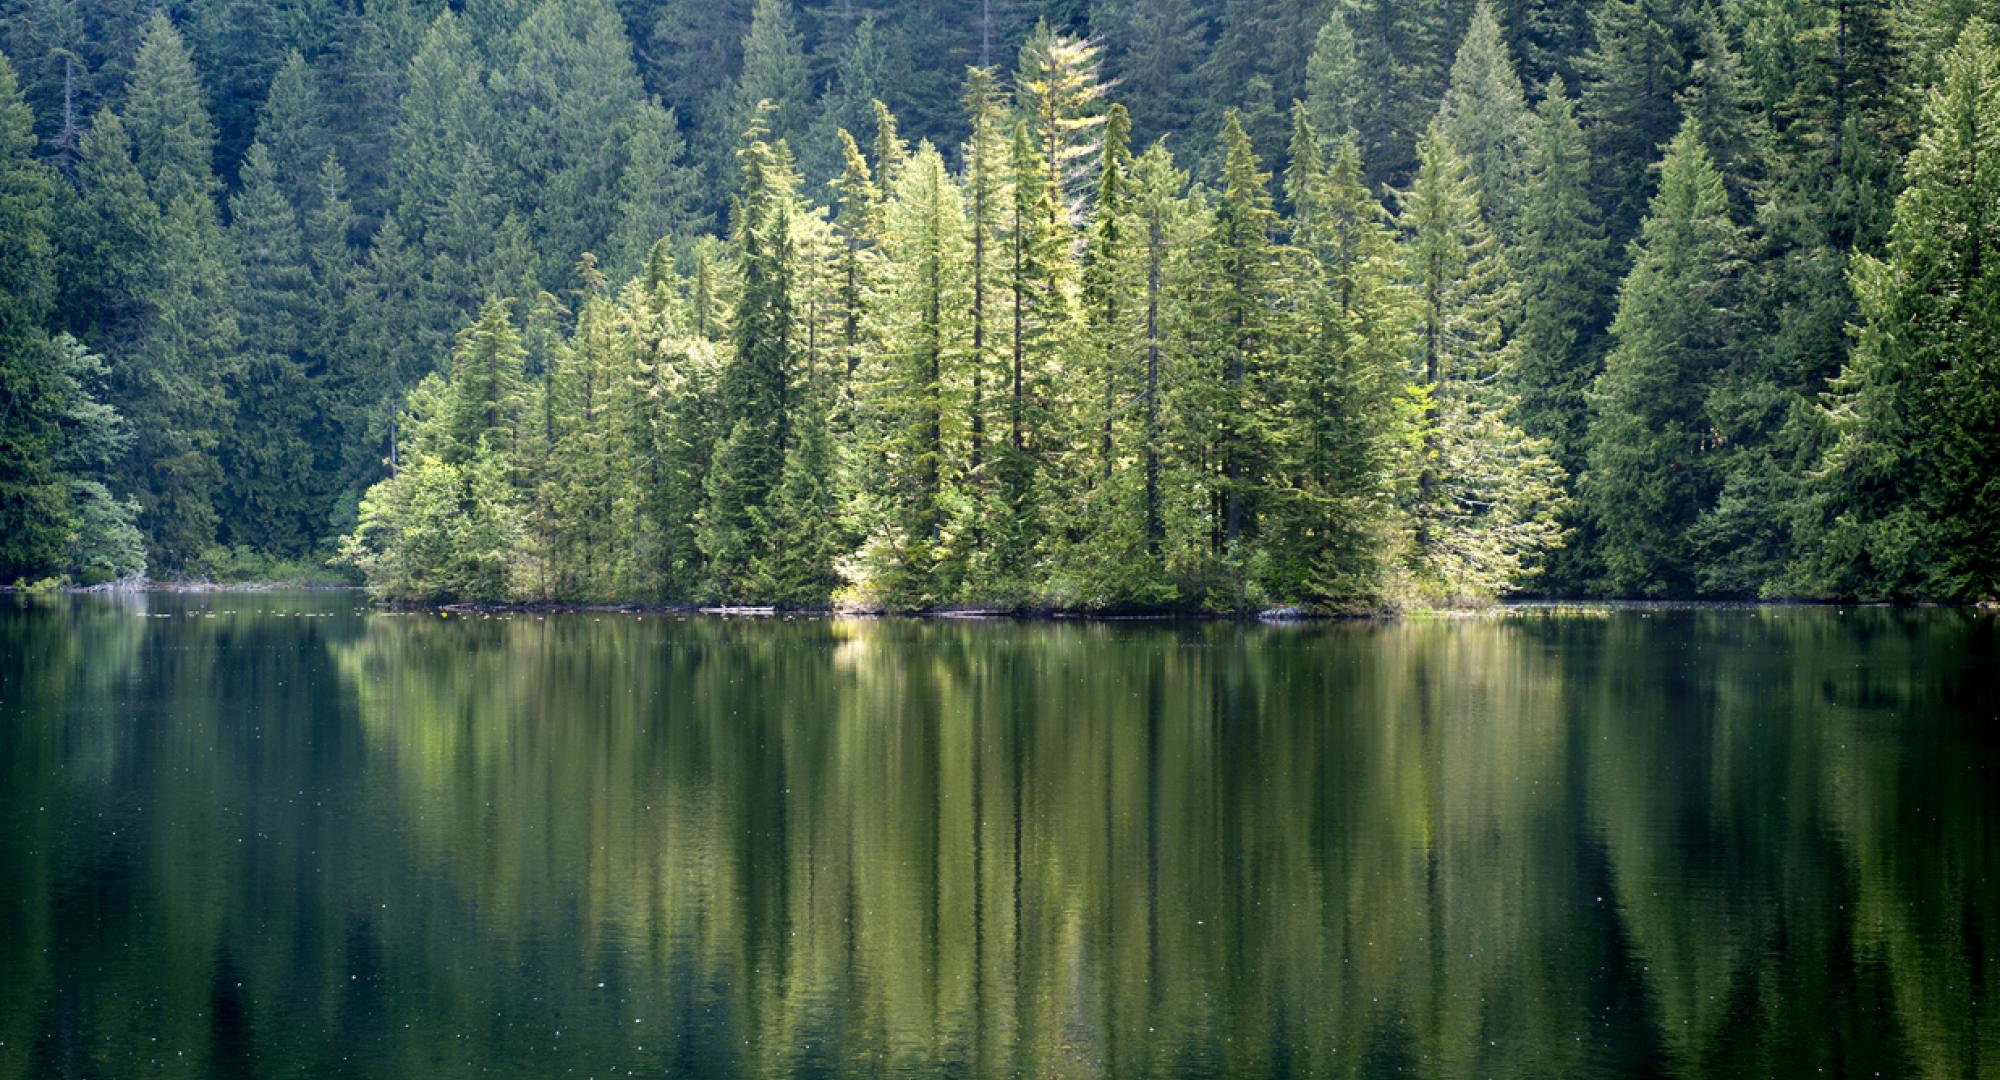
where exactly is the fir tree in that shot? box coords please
[1304,5,1365,142]
[1799,25,2000,599]
[607,99,698,281]
[865,142,970,605]
[1578,0,1701,239]
[1583,117,1742,596]
[1014,19,1107,221]
[1399,121,1565,602]
[1196,112,1282,587]
[101,15,240,567]
[1436,2,1535,241]
[0,51,67,580]
[731,0,811,160]
[252,51,330,216]
[700,115,802,597]
[223,142,324,556]
[1512,76,1609,481]
[1281,108,1412,604]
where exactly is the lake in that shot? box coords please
[1,593,1995,1078]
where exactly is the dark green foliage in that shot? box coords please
[0,50,66,580]
[1584,118,1741,596]
[222,142,324,557]
[1795,24,2000,600]
[0,0,1987,604]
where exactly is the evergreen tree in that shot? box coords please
[726,0,810,177]
[223,142,324,556]
[750,375,843,605]
[1014,19,1107,220]
[1583,117,1742,596]
[389,11,489,248]
[494,0,651,290]
[50,334,145,581]
[1512,76,1609,482]
[607,100,699,281]
[1578,0,1701,239]
[1187,112,1282,597]
[190,0,289,185]
[1436,2,1535,241]
[1,0,92,172]
[444,296,532,465]
[805,13,891,180]
[864,141,970,605]
[252,51,330,216]
[1280,108,1412,604]
[96,16,239,567]
[1798,25,2000,599]
[700,115,802,597]
[960,66,1009,568]
[1399,121,1565,602]
[990,118,1070,595]
[1093,0,1205,145]
[1334,0,1466,186]
[0,51,67,581]
[1304,5,1365,142]
[1130,141,1189,568]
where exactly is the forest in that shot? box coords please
[0,0,1994,609]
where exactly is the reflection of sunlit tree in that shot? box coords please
[10,599,1996,1075]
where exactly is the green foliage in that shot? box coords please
[1398,122,1566,603]
[1795,24,2000,600]
[1584,118,1742,596]
[1,0,1989,605]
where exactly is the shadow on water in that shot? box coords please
[0,595,1995,1077]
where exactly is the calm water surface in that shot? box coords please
[1,594,1995,1078]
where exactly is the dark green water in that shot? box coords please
[2,594,1996,1079]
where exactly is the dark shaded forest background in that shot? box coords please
[0,0,1994,608]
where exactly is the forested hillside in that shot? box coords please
[0,0,1994,608]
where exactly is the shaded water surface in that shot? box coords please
[1,594,1996,1078]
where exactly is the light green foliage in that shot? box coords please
[1436,3,1535,240]
[1275,109,1413,605]
[857,143,971,606]
[3,4,1984,604]
[1398,122,1566,604]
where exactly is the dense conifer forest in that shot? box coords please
[0,0,1994,608]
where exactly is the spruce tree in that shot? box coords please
[1399,121,1565,602]
[731,0,811,161]
[50,335,145,581]
[1094,0,1204,145]
[388,11,489,248]
[223,142,324,557]
[1304,5,1365,142]
[1014,19,1107,221]
[1281,108,1412,604]
[1800,25,2000,599]
[495,0,651,291]
[1583,117,1741,596]
[961,66,1009,566]
[1190,111,1283,595]
[252,51,330,216]
[865,142,971,605]
[700,116,802,597]
[0,52,68,581]
[1578,0,1701,239]
[1131,142,1190,566]
[104,15,239,567]
[1436,3,1535,242]
[607,99,698,281]
[1513,76,1609,481]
